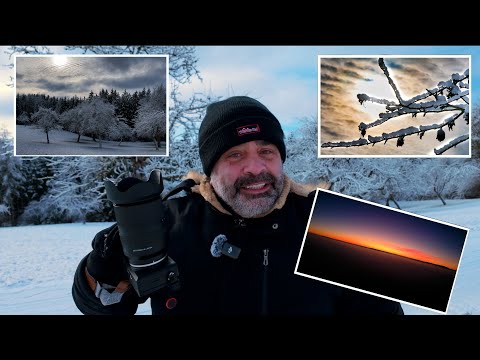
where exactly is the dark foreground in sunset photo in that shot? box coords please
[297,233,456,312]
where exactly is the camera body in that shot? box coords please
[104,170,180,297]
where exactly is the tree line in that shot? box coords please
[16,85,167,148]
[17,87,155,127]
[1,116,480,226]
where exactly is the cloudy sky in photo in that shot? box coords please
[15,56,167,99]
[319,57,470,156]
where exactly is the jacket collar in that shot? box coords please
[183,171,322,218]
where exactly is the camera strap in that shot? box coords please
[163,178,197,200]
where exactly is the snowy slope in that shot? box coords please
[0,222,151,314]
[15,125,167,156]
[0,199,478,315]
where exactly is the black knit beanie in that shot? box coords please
[198,96,286,176]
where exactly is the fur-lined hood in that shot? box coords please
[183,171,328,218]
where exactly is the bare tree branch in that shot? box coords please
[378,58,404,104]
[322,138,369,148]
[323,112,464,149]
[434,135,469,155]
[322,57,469,155]
[5,46,52,58]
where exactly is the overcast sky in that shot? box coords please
[319,57,470,156]
[15,56,167,99]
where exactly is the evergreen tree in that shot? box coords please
[0,130,26,226]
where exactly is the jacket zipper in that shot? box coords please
[262,248,269,315]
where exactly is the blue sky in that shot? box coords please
[1,45,479,138]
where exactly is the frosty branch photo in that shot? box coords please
[319,56,470,156]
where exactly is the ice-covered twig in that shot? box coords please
[323,113,462,148]
[378,58,404,104]
[434,135,469,155]
[357,94,396,106]
[321,138,369,148]
[359,104,464,131]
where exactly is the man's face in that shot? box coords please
[210,140,285,218]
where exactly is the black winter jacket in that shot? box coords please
[72,173,404,316]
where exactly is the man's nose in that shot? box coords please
[243,155,267,175]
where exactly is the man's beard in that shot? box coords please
[211,172,285,218]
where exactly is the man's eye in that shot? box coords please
[260,149,273,155]
[228,152,241,158]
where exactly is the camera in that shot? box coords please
[104,170,180,297]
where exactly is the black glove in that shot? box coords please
[86,223,129,287]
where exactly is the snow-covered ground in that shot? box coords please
[0,198,478,315]
[0,222,152,315]
[15,125,167,156]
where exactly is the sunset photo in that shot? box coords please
[319,56,470,157]
[295,189,469,313]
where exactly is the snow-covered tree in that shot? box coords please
[321,58,470,155]
[0,204,8,216]
[116,90,136,127]
[78,98,117,148]
[143,134,203,193]
[135,85,167,150]
[60,106,85,143]
[110,119,133,144]
[19,157,106,224]
[21,156,51,205]
[135,110,166,150]
[16,112,30,125]
[0,130,26,225]
[325,158,413,208]
[411,159,480,205]
[31,107,60,144]
[472,104,480,160]
[285,116,326,184]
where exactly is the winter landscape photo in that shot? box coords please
[319,56,471,157]
[296,189,469,313]
[14,55,169,156]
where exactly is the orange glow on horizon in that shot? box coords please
[309,227,457,271]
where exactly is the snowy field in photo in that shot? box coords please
[0,198,478,315]
[15,125,167,156]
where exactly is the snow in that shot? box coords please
[0,222,151,315]
[15,125,167,156]
[0,198,478,315]
[434,135,470,155]
[322,138,368,148]
[368,126,419,143]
